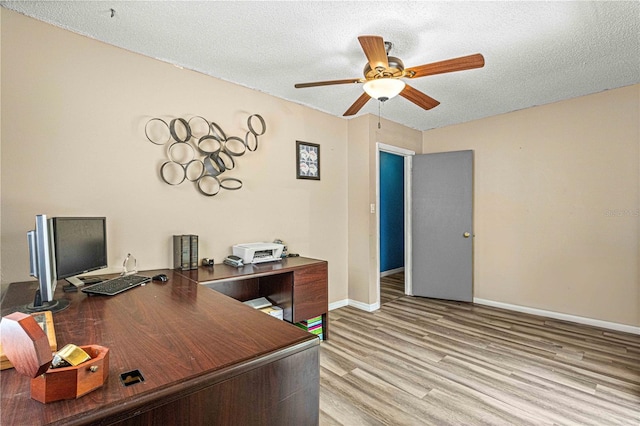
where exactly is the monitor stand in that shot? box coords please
[66,276,84,287]
[66,276,103,287]
[17,289,70,314]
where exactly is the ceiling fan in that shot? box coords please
[294,35,485,116]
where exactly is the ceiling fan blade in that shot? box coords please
[400,84,440,110]
[295,78,362,88]
[358,35,389,70]
[343,92,371,116]
[406,53,485,78]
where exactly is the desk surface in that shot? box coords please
[0,266,318,425]
[177,256,327,284]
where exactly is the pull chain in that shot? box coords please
[378,101,382,129]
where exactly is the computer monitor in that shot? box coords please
[23,215,107,314]
[52,217,107,286]
[24,214,69,313]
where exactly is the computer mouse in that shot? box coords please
[152,274,168,282]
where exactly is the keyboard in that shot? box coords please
[81,274,151,296]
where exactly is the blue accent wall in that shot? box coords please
[380,151,404,272]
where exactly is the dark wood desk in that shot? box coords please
[178,256,329,340]
[0,268,320,425]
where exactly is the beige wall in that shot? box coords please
[423,84,640,327]
[347,116,371,304]
[0,10,349,303]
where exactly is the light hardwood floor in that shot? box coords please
[319,272,640,425]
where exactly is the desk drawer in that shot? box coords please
[293,282,327,323]
[293,262,327,286]
[293,263,327,323]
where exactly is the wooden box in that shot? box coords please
[0,311,57,370]
[0,312,109,404]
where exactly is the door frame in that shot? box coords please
[376,143,415,306]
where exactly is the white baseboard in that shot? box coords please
[328,299,348,311]
[380,267,404,277]
[474,298,640,336]
[329,298,379,312]
[349,299,380,312]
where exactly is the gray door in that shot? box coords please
[411,150,473,301]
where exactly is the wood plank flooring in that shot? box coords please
[320,273,640,425]
[379,272,406,305]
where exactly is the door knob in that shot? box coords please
[463,232,471,238]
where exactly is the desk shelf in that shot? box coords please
[190,257,329,340]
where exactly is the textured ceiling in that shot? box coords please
[2,1,639,131]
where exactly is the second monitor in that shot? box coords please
[53,217,107,287]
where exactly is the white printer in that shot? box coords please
[232,242,284,264]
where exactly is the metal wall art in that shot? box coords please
[145,114,266,196]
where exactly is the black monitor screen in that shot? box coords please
[53,217,107,279]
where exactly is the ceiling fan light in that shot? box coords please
[363,78,405,101]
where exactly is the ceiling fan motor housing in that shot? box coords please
[364,56,405,79]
